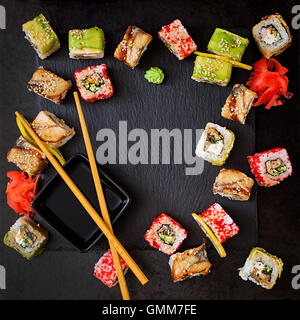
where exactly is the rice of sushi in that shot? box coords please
[144,213,187,255]
[247,147,292,187]
[195,122,235,166]
[239,247,283,290]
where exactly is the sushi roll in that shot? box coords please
[74,65,114,102]
[207,28,249,62]
[7,111,75,176]
[252,14,292,59]
[221,84,257,124]
[213,169,254,201]
[22,13,60,59]
[247,147,292,187]
[196,203,239,244]
[7,137,48,176]
[27,67,72,104]
[158,19,197,60]
[192,55,232,87]
[239,247,283,290]
[94,249,128,288]
[114,26,152,69]
[144,213,187,255]
[169,240,212,282]
[31,111,75,149]
[69,27,105,59]
[3,217,48,260]
[195,122,235,166]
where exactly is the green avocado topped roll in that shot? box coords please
[69,27,105,59]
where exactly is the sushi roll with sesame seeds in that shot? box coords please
[158,19,197,60]
[27,67,72,104]
[247,147,292,187]
[207,28,249,62]
[22,13,60,59]
[252,14,292,59]
[144,213,187,255]
[74,65,114,102]
[195,122,235,166]
[192,55,232,87]
[114,26,152,69]
[221,84,257,124]
[69,27,105,59]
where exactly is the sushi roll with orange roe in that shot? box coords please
[144,213,187,255]
[247,147,292,187]
[158,19,197,60]
[74,64,114,102]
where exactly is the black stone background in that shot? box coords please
[0,0,299,300]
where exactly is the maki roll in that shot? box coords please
[31,111,75,149]
[7,111,75,176]
[207,28,249,62]
[158,19,197,60]
[221,84,257,124]
[22,13,60,59]
[195,122,235,166]
[74,65,114,102]
[213,169,254,201]
[192,55,232,87]
[252,14,292,59]
[7,137,48,176]
[144,213,187,255]
[247,147,292,187]
[69,27,105,59]
[114,26,152,69]
[3,217,48,260]
[195,203,239,244]
[239,247,283,290]
[169,240,212,282]
[27,67,72,104]
[94,249,128,288]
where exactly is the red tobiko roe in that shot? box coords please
[6,171,39,217]
[246,57,293,110]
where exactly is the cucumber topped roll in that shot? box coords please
[196,122,235,166]
[69,27,105,59]
[22,13,60,59]
[252,14,292,59]
[239,247,283,290]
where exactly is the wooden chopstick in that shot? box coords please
[15,111,149,287]
[73,92,130,300]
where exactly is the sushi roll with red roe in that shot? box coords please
[247,147,292,187]
[94,249,128,288]
[158,19,197,60]
[74,64,114,102]
[144,213,187,255]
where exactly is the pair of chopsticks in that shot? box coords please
[73,92,130,300]
[15,93,149,300]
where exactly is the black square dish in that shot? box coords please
[31,154,130,252]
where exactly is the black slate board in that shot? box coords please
[0,0,298,300]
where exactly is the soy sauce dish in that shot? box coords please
[31,154,130,252]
